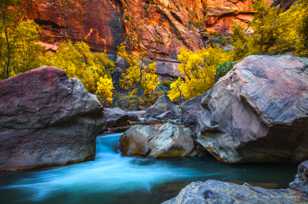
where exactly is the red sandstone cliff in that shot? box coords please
[22,0,269,57]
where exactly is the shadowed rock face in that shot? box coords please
[144,95,181,122]
[23,0,257,57]
[102,107,145,133]
[0,67,103,171]
[193,55,308,163]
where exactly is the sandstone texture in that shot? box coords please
[23,0,259,57]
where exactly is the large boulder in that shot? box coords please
[164,160,308,204]
[120,123,195,158]
[163,180,308,204]
[0,67,103,171]
[194,55,308,163]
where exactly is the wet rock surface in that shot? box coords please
[0,67,103,171]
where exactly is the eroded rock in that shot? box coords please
[0,67,103,171]
[23,0,124,52]
[23,0,259,58]
[120,123,195,158]
[163,180,308,204]
[103,107,144,133]
[164,160,308,204]
[193,55,308,163]
[290,160,308,194]
[144,95,181,122]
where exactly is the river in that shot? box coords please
[0,133,297,204]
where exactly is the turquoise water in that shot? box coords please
[0,134,297,204]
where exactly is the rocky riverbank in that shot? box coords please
[0,54,308,203]
[119,55,308,163]
[163,160,308,204]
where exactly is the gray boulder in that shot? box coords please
[144,95,181,122]
[102,107,144,133]
[194,55,308,163]
[156,59,181,80]
[164,160,308,204]
[163,180,308,204]
[120,123,195,158]
[290,160,308,194]
[0,67,103,171]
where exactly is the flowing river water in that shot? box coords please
[0,133,297,204]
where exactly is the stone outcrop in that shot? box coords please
[163,180,308,204]
[23,0,259,58]
[143,95,181,122]
[120,123,195,158]
[163,160,308,204]
[290,160,308,194]
[0,67,103,171]
[102,107,144,133]
[189,55,308,163]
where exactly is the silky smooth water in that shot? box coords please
[0,134,297,204]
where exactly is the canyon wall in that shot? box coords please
[23,0,264,57]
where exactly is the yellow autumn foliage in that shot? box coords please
[168,47,232,101]
[42,41,115,104]
[118,44,159,96]
[232,0,308,59]
[0,20,42,79]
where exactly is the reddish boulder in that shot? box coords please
[0,67,103,171]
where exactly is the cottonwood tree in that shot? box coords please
[118,44,159,97]
[0,0,42,79]
[168,47,232,102]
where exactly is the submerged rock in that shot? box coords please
[163,180,308,204]
[193,55,308,163]
[0,67,103,171]
[120,123,195,158]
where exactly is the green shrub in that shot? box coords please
[216,61,236,81]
